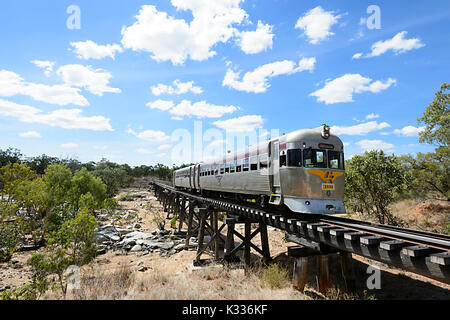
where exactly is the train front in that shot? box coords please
[279,125,346,214]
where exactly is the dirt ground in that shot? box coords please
[1,182,449,300]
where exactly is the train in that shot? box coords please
[173,124,346,214]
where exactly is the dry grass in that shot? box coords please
[70,265,135,300]
[350,199,449,234]
[391,199,449,233]
[67,263,309,300]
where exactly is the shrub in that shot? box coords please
[260,264,290,289]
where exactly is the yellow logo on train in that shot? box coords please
[305,170,344,184]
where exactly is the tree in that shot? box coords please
[27,205,98,297]
[345,150,408,225]
[92,166,132,197]
[69,168,107,211]
[0,163,35,208]
[400,150,449,200]
[418,83,449,147]
[26,155,60,175]
[0,148,22,168]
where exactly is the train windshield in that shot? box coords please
[303,149,327,168]
[328,151,344,169]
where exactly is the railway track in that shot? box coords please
[151,181,450,284]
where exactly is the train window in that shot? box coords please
[259,155,268,169]
[225,163,230,173]
[220,164,225,174]
[250,156,258,171]
[287,149,302,167]
[328,151,343,169]
[280,151,287,167]
[230,162,235,173]
[303,149,327,168]
[243,158,249,171]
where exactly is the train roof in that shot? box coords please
[177,125,343,170]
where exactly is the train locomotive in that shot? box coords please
[173,124,346,215]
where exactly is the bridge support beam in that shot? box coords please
[288,245,355,294]
[224,216,271,268]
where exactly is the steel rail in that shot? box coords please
[317,218,450,251]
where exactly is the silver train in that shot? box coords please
[173,125,346,214]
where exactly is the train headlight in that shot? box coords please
[321,124,330,139]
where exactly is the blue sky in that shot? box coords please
[0,0,448,166]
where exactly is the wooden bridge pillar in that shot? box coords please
[224,218,236,263]
[290,246,355,294]
[194,207,226,265]
[223,218,271,268]
[340,251,356,292]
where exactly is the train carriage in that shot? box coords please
[174,124,346,215]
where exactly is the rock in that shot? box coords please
[133,223,141,229]
[174,243,186,251]
[130,244,143,252]
[138,266,148,272]
[124,231,154,241]
[137,261,144,267]
[96,247,107,256]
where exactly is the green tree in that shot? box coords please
[92,166,131,197]
[69,168,107,211]
[0,163,35,208]
[26,155,60,175]
[345,150,408,225]
[418,83,449,147]
[0,148,22,168]
[27,206,98,297]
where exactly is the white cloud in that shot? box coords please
[365,113,379,120]
[146,99,175,111]
[19,131,41,138]
[61,142,79,149]
[121,2,248,65]
[295,6,342,44]
[366,31,425,57]
[31,60,55,77]
[310,74,396,104]
[0,70,88,106]
[0,98,113,131]
[136,148,154,155]
[238,21,274,54]
[56,64,121,96]
[343,142,350,147]
[70,40,123,60]
[393,125,425,137]
[169,100,238,119]
[331,121,390,135]
[213,115,263,132]
[158,144,171,150]
[352,53,362,60]
[356,139,395,153]
[127,128,170,143]
[151,80,203,96]
[223,57,316,93]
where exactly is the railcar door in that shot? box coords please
[196,164,201,190]
[270,140,281,191]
